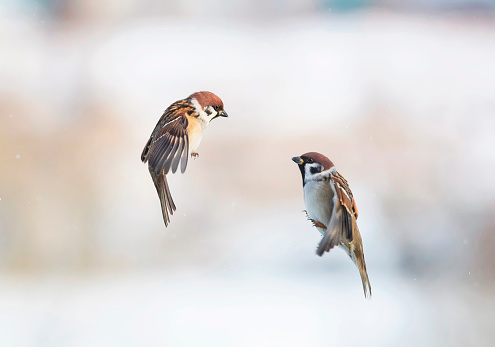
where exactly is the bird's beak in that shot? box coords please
[292,156,303,165]
[212,110,228,120]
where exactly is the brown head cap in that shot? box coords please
[300,152,334,171]
[189,91,223,110]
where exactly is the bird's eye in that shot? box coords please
[213,105,220,111]
[306,158,314,163]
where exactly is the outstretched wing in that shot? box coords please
[141,99,193,226]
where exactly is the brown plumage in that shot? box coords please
[190,91,224,110]
[141,91,227,227]
[293,152,372,298]
[300,152,334,171]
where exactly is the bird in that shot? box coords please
[141,91,228,227]
[292,152,372,297]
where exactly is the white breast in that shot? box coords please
[303,180,335,235]
[188,130,203,153]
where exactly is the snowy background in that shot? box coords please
[1,0,495,346]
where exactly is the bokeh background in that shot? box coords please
[1,0,495,346]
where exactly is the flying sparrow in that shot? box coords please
[141,91,228,227]
[292,152,372,297]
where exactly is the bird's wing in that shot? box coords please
[329,171,371,298]
[141,99,192,174]
[330,171,358,240]
[313,172,371,297]
[316,171,358,255]
[141,99,193,227]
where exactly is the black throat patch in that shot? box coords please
[298,164,306,186]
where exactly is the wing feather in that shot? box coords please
[329,171,372,297]
[171,137,184,174]
[166,134,183,173]
[149,134,174,173]
[331,171,358,241]
[180,134,189,174]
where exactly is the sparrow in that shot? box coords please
[141,91,228,227]
[292,152,372,297]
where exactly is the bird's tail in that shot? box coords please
[150,169,176,227]
[353,245,372,298]
[322,212,372,298]
[347,220,372,298]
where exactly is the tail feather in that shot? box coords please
[150,169,176,227]
[351,243,372,298]
[318,211,372,298]
[356,250,372,298]
[347,219,372,298]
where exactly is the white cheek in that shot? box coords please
[197,107,217,124]
[304,163,322,181]
[304,165,313,177]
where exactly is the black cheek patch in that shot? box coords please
[310,167,320,175]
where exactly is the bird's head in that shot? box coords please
[189,91,228,122]
[292,152,334,184]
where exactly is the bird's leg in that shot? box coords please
[191,151,199,159]
[311,219,327,229]
[304,210,327,229]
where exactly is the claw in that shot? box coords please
[191,151,199,159]
[310,219,327,229]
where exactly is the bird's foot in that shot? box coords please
[304,211,327,229]
[191,151,199,159]
[310,219,327,229]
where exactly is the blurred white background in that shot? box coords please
[1,0,495,346]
